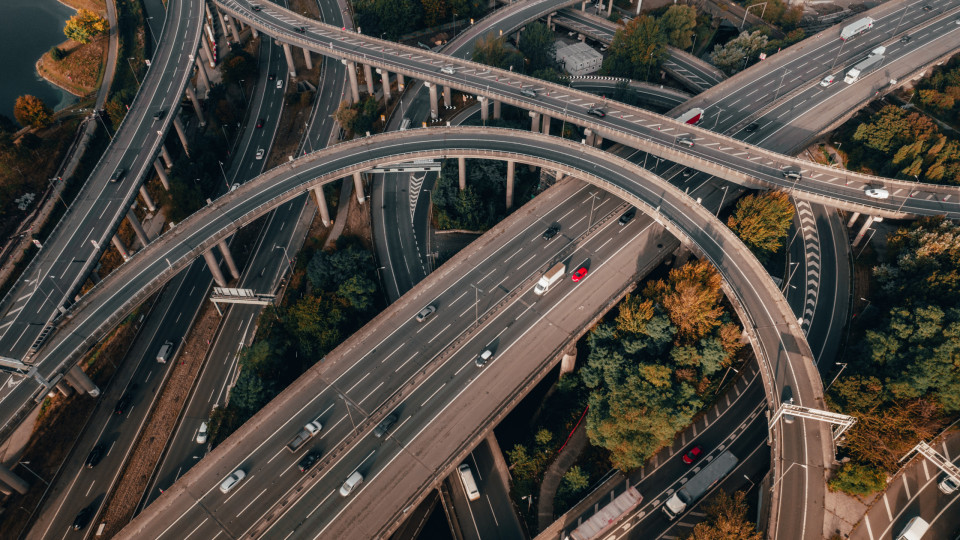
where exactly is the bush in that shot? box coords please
[828,462,886,496]
[50,47,65,61]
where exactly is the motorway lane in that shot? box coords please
[445,439,524,540]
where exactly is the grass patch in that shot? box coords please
[37,38,107,97]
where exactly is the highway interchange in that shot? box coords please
[5,0,955,536]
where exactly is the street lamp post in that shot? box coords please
[587,192,600,230]
[770,462,807,492]
[740,2,767,30]
[773,69,790,102]
[716,184,729,217]
[471,284,480,327]
[274,244,293,275]
[127,57,141,86]
[217,161,231,191]
[339,393,357,429]
[825,362,848,391]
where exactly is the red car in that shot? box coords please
[571,267,588,282]
[256,118,264,128]
[682,445,703,465]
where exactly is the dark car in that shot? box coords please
[295,26,307,33]
[298,451,320,473]
[114,385,136,415]
[86,444,106,469]
[110,168,126,183]
[73,506,93,530]
[268,73,276,81]
[252,4,262,11]
[374,413,399,438]
[900,35,911,43]
[682,445,703,465]
[618,208,636,226]
[256,118,264,128]
[744,123,759,133]
[682,168,694,177]
[542,224,561,240]
[922,4,932,10]
[587,108,606,118]
[152,109,166,121]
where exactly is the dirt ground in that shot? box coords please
[37,38,107,97]
[98,301,223,537]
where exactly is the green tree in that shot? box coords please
[353,0,423,40]
[726,191,794,258]
[14,95,52,128]
[337,275,377,311]
[519,22,556,72]
[284,293,347,357]
[709,31,768,75]
[334,100,358,131]
[306,242,374,290]
[601,16,668,81]
[687,490,763,540]
[473,32,521,70]
[49,46,65,61]
[828,462,887,496]
[63,9,108,44]
[230,370,268,414]
[660,5,697,49]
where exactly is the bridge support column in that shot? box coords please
[397,73,405,90]
[607,0,614,15]
[493,100,501,120]
[216,9,230,40]
[529,111,540,132]
[199,31,215,68]
[303,48,313,70]
[0,465,29,495]
[579,33,586,42]
[218,240,240,280]
[282,43,297,77]
[560,345,577,376]
[227,16,241,42]
[65,365,99,397]
[353,172,366,204]
[173,116,190,157]
[594,134,603,147]
[154,159,171,190]
[584,128,594,146]
[443,85,453,108]
[506,160,515,209]
[363,64,375,95]
[556,170,565,182]
[127,209,150,247]
[479,96,489,122]
[160,144,174,169]
[184,86,205,126]
[547,13,553,28]
[852,216,875,248]
[344,61,360,103]
[458,157,466,191]
[250,26,259,39]
[541,114,551,136]
[195,54,212,91]
[55,379,74,396]
[139,186,156,212]
[311,186,331,227]
[379,69,391,101]
[203,248,227,287]
[426,83,439,120]
[112,235,129,261]
[581,1,587,11]
[846,211,861,228]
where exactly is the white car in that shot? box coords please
[196,421,208,444]
[820,75,836,87]
[219,469,246,493]
[939,474,959,494]
[276,80,282,89]
[864,187,889,199]
[255,148,265,160]
[339,471,364,496]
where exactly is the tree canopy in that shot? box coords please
[63,9,108,44]
[518,22,557,72]
[660,5,697,49]
[726,191,794,259]
[14,95,52,129]
[709,31,768,75]
[686,490,763,540]
[601,15,668,81]
[472,32,523,71]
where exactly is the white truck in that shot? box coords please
[565,487,642,540]
[534,262,567,295]
[663,450,738,520]
[840,17,873,40]
[844,46,886,84]
[286,420,322,452]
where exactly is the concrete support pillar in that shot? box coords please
[547,13,553,27]
[541,114,551,136]
[506,160,515,209]
[65,365,99,397]
[127,209,150,247]
[251,26,259,39]
[173,116,190,157]
[204,2,214,23]
[493,100,501,120]
[581,1,587,11]
[227,15,241,42]
[0,464,29,495]
[216,9,230,39]
[203,248,227,287]
[458,157,466,191]
[303,48,313,70]
[55,380,74,397]
[160,144,174,169]
[556,170,565,182]
[311,186,331,227]
[584,128,594,146]
[282,43,297,77]
[479,97,489,121]
[154,159,171,190]
[427,83,439,120]
[139,185,156,212]
[579,33,586,42]
[195,54,212,90]
[594,134,603,147]
[443,85,452,108]
[559,346,577,376]
[530,111,540,132]
[379,69,391,101]
[852,216,875,248]
[846,211,861,228]
[363,63,375,95]
[217,239,240,280]
[397,73,405,90]
[112,235,129,261]
[353,172,365,204]
[607,0,614,15]
[184,86,205,126]
[344,61,360,103]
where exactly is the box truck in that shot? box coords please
[534,262,567,295]
[663,451,738,519]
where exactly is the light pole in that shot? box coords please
[830,40,847,71]
[339,393,357,429]
[770,462,807,492]
[892,5,910,37]
[127,57,141,86]
[825,362,848,391]
[471,284,480,327]
[716,184,729,217]
[587,192,600,230]
[712,107,723,130]
[217,161,231,191]
[773,69,790,102]
[94,110,113,141]
[740,2,767,30]
[716,366,739,392]
[274,244,293,275]
[238,79,246,105]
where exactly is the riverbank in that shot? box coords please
[36,37,107,97]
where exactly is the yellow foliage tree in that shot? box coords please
[64,9,109,44]
[14,95,52,128]
[643,260,724,342]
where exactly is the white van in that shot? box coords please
[458,464,480,501]
[440,66,455,75]
[895,517,929,540]
[156,341,173,363]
